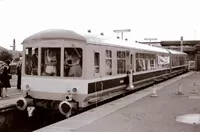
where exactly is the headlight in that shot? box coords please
[65,90,72,101]
[72,88,77,93]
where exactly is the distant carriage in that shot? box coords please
[16,29,188,117]
[188,61,195,70]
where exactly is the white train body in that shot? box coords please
[16,29,188,116]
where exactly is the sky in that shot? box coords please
[0,0,200,51]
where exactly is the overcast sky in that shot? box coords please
[0,0,200,51]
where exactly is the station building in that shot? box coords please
[138,40,200,71]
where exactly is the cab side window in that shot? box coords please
[41,48,61,76]
[25,47,38,75]
[64,48,82,77]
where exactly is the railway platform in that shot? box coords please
[0,74,23,109]
[0,87,22,109]
[35,71,200,132]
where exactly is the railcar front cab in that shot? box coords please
[17,38,86,116]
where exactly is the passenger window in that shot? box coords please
[64,48,82,77]
[136,53,144,72]
[136,53,156,71]
[25,47,38,75]
[136,59,144,72]
[150,54,156,70]
[105,50,112,75]
[117,51,126,74]
[94,52,100,73]
[150,60,155,69]
[158,54,170,68]
[41,48,61,76]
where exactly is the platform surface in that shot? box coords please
[35,71,200,132]
[0,88,23,109]
[0,74,23,108]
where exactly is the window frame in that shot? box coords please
[94,52,100,74]
[117,51,126,74]
[63,47,83,77]
[40,47,61,77]
[24,47,39,76]
[105,50,112,75]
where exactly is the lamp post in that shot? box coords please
[113,29,131,40]
[180,36,183,52]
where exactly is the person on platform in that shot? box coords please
[31,48,38,75]
[0,64,12,97]
[17,57,22,89]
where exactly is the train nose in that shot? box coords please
[16,97,28,110]
[58,101,72,116]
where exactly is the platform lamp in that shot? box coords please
[180,36,183,52]
[113,29,131,40]
[144,38,157,46]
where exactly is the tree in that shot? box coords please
[0,50,13,62]
[19,52,22,57]
[13,57,20,63]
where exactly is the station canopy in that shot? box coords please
[161,40,200,46]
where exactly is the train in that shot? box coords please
[16,29,188,117]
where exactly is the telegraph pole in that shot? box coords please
[113,29,131,40]
[180,36,183,52]
[10,38,16,51]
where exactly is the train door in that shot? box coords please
[196,54,200,71]
[94,49,101,77]
[93,48,103,99]
[126,50,134,90]
[130,52,134,82]
[126,50,130,72]
[130,53,134,72]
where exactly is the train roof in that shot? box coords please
[22,29,187,55]
[22,29,86,43]
[167,49,187,55]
